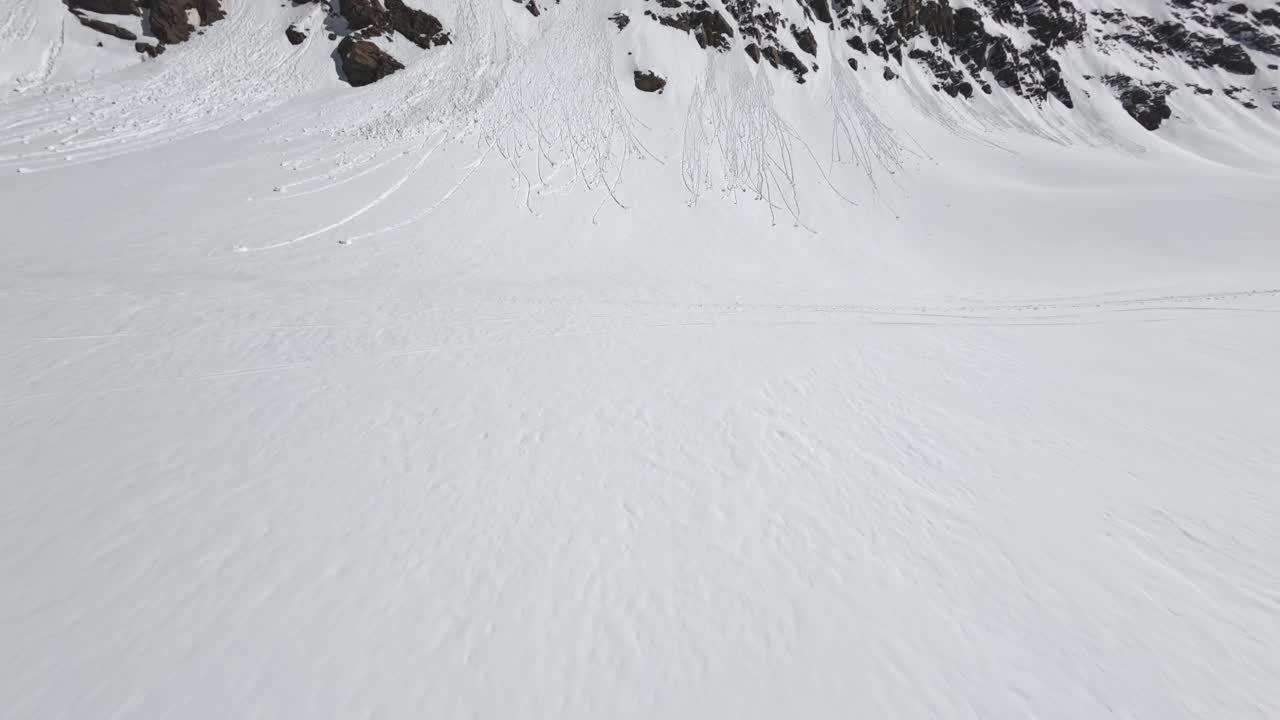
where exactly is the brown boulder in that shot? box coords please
[336,37,404,86]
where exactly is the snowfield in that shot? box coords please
[3,0,1280,717]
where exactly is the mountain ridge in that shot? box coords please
[39,0,1280,129]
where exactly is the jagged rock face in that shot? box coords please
[336,37,405,87]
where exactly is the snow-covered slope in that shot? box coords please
[2,0,1279,718]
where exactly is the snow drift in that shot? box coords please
[2,0,1279,718]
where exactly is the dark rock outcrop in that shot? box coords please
[385,0,449,48]
[647,4,735,51]
[68,0,140,15]
[148,0,192,44]
[634,70,667,92]
[1105,74,1175,130]
[148,0,224,44]
[194,0,224,24]
[338,0,385,32]
[792,25,817,55]
[286,24,307,45]
[762,45,810,82]
[1209,43,1257,74]
[1213,13,1280,56]
[77,16,138,40]
[333,0,449,48]
[909,47,973,97]
[805,0,833,25]
[336,36,404,87]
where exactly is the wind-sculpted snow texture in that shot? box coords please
[2,0,1280,719]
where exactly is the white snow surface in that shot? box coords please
[3,0,1280,717]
